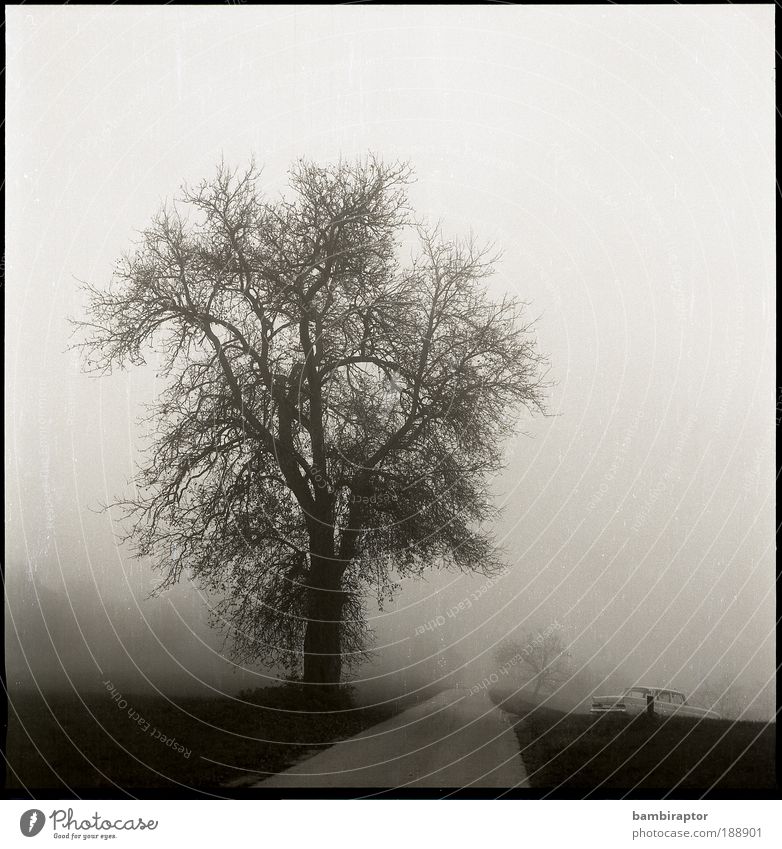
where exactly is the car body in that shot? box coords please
[590,685,720,719]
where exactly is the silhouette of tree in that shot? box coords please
[75,156,547,688]
[496,623,571,697]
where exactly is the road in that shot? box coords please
[253,687,529,789]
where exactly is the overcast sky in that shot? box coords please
[5,5,775,707]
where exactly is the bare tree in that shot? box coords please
[496,623,571,697]
[74,156,547,689]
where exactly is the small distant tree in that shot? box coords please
[74,156,548,689]
[496,622,571,697]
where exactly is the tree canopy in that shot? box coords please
[76,156,547,685]
[496,623,572,696]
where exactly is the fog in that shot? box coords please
[5,6,775,719]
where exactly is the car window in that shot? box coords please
[626,688,647,699]
[671,693,684,705]
[657,691,671,703]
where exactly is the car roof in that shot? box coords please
[626,686,685,697]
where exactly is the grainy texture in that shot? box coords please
[5,688,397,792]
[493,691,775,792]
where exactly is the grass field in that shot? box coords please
[4,686,397,792]
[491,688,776,792]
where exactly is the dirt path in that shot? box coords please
[253,687,529,789]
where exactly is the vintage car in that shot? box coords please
[590,685,720,719]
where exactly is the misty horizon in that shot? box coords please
[5,5,775,730]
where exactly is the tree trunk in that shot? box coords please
[302,553,347,689]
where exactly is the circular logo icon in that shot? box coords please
[20,810,46,837]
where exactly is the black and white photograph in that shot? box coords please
[2,2,778,836]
